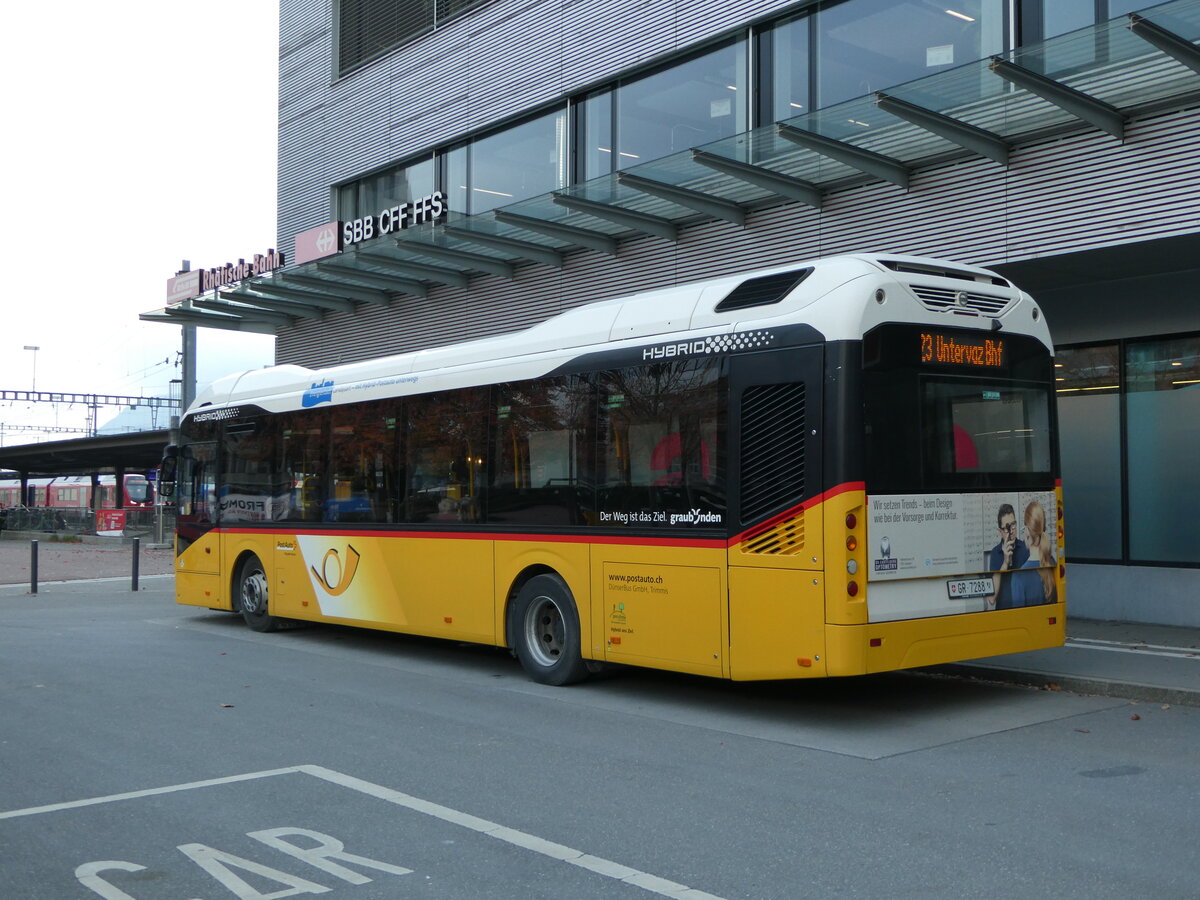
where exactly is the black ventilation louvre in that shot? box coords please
[715,269,813,313]
[338,0,491,75]
[739,382,805,525]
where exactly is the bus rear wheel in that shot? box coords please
[236,555,281,633]
[508,574,590,686]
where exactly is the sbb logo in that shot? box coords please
[343,217,375,245]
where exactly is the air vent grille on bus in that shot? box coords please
[715,268,813,312]
[739,382,805,525]
[743,514,806,555]
[911,286,1012,316]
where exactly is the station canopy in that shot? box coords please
[0,431,170,477]
[141,2,1200,333]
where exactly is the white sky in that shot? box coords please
[0,2,279,444]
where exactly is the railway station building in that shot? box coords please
[144,0,1200,627]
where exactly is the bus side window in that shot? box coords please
[402,388,490,524]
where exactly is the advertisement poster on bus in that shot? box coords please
[867,490,1057,591]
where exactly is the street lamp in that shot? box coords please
[23,345,39,392]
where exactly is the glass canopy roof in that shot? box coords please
[143,0,1200,332]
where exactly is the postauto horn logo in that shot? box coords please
[311,545,361,597]
[302,379,335,407]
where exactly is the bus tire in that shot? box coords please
[508,574,590,686]
[235,554,281,633]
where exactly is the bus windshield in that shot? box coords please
[126,477,151,504]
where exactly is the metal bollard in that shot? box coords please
[30,539,38,595]
[131,537,140,592]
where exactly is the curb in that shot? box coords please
[931,663,1200,708]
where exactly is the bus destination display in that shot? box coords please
[919,331,1005,367]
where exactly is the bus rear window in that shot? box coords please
[862,324,1055,493]
[924,379,1051,476]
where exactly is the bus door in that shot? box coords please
[725,346,827,678]
[177,441,220,575]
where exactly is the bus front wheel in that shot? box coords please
[236,555,281,633]
[508,574,590,686]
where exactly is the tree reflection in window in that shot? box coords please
[492,375,595,526]
[402,387,490,523]
[598,358,725,524]
[326,403,399,523]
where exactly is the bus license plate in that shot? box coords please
[946,577,993,600]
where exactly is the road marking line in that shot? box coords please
[299,765,725,900]
[1067,637,1200,660]
[0,767,304,820]
[0,765,726,900]
[0,574,174,590]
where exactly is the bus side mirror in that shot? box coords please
[158,445,179,500]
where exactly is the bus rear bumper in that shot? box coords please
[824,603,1066,676]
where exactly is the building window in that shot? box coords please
[581,40,747,180]
[758,11,811,122]
[812,0,1006,110]
[1056,334,1200,566]
[446,107,568,215]
[337,155,436,222]
[1018,0,1149,71]
[1055,344,1122,560]
[337,0,491,75]
[1125,336,1200,564]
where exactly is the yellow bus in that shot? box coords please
[160,253,1065,684]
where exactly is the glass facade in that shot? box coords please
[614,42,747,172]
[1055,345,1122,560]
[580,41,746,180]
[1125,337,1200,564]
[333,0,1162,221]
[337,155,436,222]
[1056,335,1200,566]
[445,107,568,215]
[814,0,1006,109]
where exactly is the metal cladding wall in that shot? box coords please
[276,95,1200,369]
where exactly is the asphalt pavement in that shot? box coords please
[2,535,1195,706]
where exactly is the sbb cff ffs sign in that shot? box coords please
[343,192,447,245]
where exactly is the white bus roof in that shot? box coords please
[188,253,1048,417]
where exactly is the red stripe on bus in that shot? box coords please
[217,527,727,550]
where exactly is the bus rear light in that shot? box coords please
[846,535,858,551]
[1059,564,1065,578]
[869,638,882,647]
[845,513,857,529]
[847,580,859,597]
[1048,617,1057,625]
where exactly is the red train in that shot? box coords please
[0,474,153,510]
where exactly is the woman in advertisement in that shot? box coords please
[1011,500,1057,607]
